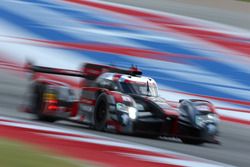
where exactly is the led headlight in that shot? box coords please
[128,107,137,120]
[116,103,137,120]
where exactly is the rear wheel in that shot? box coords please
[33,83,56,122]
[94,95,108,131]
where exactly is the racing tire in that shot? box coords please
[94,94,108,131]
[180,138,204,145]
[33,83,56,123]
[138,134,159,139]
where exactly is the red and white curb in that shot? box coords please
[0,116,234,167]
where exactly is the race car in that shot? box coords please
[24,62,220,144]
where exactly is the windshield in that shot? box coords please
[120,82,158,96]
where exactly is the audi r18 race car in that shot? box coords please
[23,63,220,144]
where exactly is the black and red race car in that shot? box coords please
[24,63,220,144]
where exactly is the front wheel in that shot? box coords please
[94,95,108,131]
[180,138,204,145]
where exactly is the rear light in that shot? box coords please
[47,100,57,103]
[47,100,58,111]
[48,105,58,111]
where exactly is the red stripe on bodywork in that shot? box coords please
[163,109,179,117]
[80,98,96,105]
[70,101,79,117]
[106,119,122,133]
[81,87,102,92]
[113,74,122,81]
[109,91,123,103]
[34,73,80,88]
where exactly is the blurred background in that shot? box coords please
[0,0,249,167]
[1,0,249,124]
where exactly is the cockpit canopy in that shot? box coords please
[96,73,158,97]
[119,81,158,96]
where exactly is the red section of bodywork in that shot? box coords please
[171,118,179,135]
[108,91,123,103]
[112,74,122,81]
[33,73,80,88]
[124,79,156,87]
[81,87,102,92]
[83,66,104,78]
[80,98,96,106]
[106,120,122,133]
[70,101,79,117]
[163,109,179,117]
[165,100,179,108]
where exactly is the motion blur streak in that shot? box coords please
[65,0,250,55]
[0,0,250,167]
[0,0,249,124]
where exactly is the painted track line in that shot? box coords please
[0,115,234,167]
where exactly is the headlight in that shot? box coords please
[116,103,137,120]
[195,113,219,127]
[128,107,137,120]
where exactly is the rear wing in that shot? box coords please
[25,60,86,78]
[30,65,85,77]
[83,63,142,80]
[25,62,142,80]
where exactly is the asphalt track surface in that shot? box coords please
[0,70,250,167]
[0,1,250,167]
